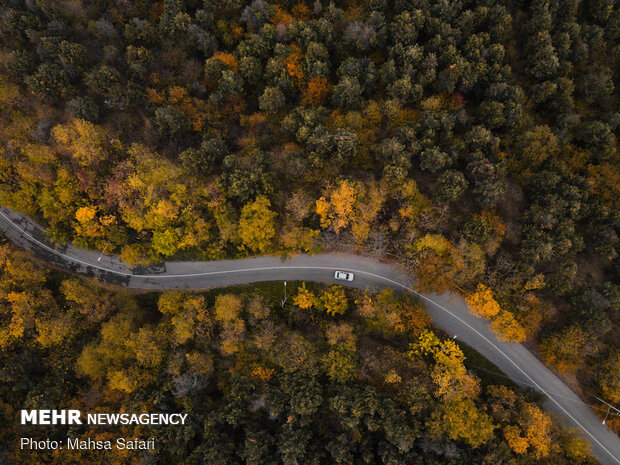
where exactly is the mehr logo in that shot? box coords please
[21,410,82,425]
[21,410,188,425]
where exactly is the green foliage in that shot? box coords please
[435,170,468,202]
[154,105,190,138]
[321,341,358,383]
[25,63,71,101]
[259,86,286,112]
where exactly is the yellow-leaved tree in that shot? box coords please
[238,196,276,252]
[158,291,211,345]
[427,398,496,448]
[294,283,316,309]
[411,330,481,401]
[213,294,245,356]
[491,310,527,343]
[315,180,387,243]
[421,332,495,448]
[52,118,108,166]
[214,294,243,322]
[316,180,358,233]
[319,286,348,316]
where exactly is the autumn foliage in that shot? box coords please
[466,284,526,342]
[0,0,617,451]
[466,284,501,318]
[302,76,331,106]
[293,283,316,309]
[210,51,238,72]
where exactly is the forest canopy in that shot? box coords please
[0,0,618,451]
[0,243,597,465]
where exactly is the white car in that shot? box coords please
[334,271,354,281]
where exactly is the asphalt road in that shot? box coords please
[1,206,619,465]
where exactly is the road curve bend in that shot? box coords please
[0,206,619,465]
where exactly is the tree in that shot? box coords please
[435,170,468,202]
[52,119,108,167]
[419,147,452,173]
[413,330,481,402]
[315,180,358,233]
[238,196,276,252]
[574,121,616,162]
[466,158,506,208]
[58,41,88,76]
[492,311,527,343]
[219,152,276,204]
[61,278,115,323]
[320,286,348,316]
[66,96,100,122]
[180,136,228,175]
[466,284,501,319]
[596,351,620,404]
[315,180,386,242]
[158,291,186,315]
[154,105,190,138]
[35,313,73,347]
[85,64,120,98]
[302,76,331,106]
[294,283,316,309]
[5,50,36,81]
[240,0,274,31]
[126,45,153,78]
[280,225,319,252]
[331,76,362,110]
[379,137,411,182]
[427,399,496,448]
[270,332,319,374]
[158,291,210,344]
[214,294,243,322]
[579,66,615,105]
[128,325,166,368]
[220,318,246,355]
[411,234,464,293]
[151,228,181,256]
[539,325,591,374]
[325,322,356,346]
[397,297,431,336]
[527,31,559,80]
[344,21,377,51]
[360,289,430,337]
[510,404,552,459]
[259,86,286,112]
[478,101,506,129]
[488,386,555,460]
[513,125,559,175]
[322,341,357,383]
[26,63,71,101]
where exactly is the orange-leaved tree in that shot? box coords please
[302,76,331,106]
[465,283,500,318]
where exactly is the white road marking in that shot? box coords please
[1,209,618,463]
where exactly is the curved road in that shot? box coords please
[0,206,618,465]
